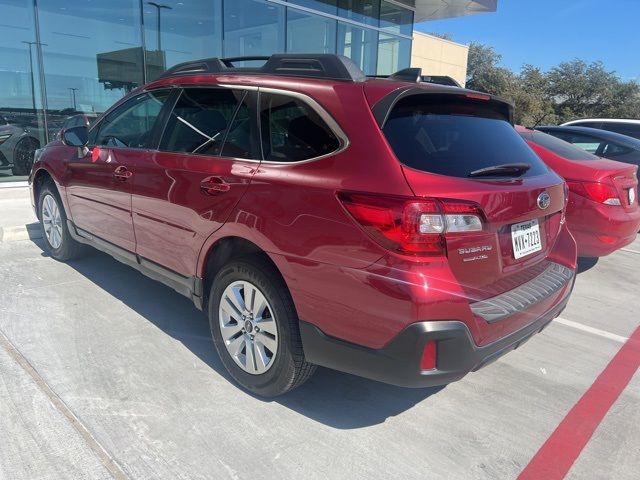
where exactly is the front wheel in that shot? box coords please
[209,258,316,397]
[38,183,85,261]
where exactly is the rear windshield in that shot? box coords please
[529,131,598,161]
[383,95,548,178]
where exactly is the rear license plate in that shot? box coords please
[511,219,542,259]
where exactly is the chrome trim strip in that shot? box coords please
[470,262,574,324]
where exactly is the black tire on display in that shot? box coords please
[38,182,85,261]
[11,137,39,176]
[209,257,316,397]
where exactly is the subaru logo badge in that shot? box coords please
[537,192,551,210]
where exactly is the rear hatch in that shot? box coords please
[376,90,566,300]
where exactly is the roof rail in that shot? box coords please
[158,54,367,82]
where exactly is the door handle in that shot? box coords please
[200,177,231,195]
[114,166,133,181]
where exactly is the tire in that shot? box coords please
[38,182,85,261]
[11,136,39,176]
[209,257,316,397]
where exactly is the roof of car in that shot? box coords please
[563,118,640,125]
[148,53,500,105]
[535,125,640,149]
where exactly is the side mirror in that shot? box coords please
[62,126,88,147]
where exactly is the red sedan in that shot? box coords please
[518,126,640,257]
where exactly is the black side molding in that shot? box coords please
[67,220,204,310]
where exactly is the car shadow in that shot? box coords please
[577,256,599,274]
[30,237,442,429]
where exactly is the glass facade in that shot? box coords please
[0,0,413,181]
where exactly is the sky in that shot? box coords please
[415,0,640,81]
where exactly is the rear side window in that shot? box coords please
[383,95,548,178]
[160,88,253,159]
[259,92,340,162]
[529,131,599,161]
[550,132,602,154]
[602,142,633,157]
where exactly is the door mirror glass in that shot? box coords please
[62,126,89,147]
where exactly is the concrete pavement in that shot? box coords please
[0,187,638,479]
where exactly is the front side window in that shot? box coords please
[259,92,340,162]
[92,91,170,149]
[160,88,251,158]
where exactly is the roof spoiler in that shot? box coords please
[371,87,515,128]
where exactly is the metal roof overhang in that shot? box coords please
[413,0,498,22]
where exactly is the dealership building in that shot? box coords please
[0,0,495,180]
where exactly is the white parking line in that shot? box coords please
[554,317,629,344]
[621,248,640,255]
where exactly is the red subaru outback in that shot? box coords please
[29,55,576,397]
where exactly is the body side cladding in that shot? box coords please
[67,220,204,310]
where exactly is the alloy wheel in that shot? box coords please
[219,280,279,375]
[42,194,63,249]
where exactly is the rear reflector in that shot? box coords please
[420,341,437,370]
[338,192,484,256]
[566,181,621,206]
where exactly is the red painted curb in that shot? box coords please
[518,325,640,480]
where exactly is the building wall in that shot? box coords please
[0,0,416,181]
[410,31,469,86]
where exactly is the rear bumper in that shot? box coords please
[300,277,573,388]
[567,199,640,257]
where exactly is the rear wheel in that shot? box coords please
[12,136,39,176]
[38,183,85,261]
[209,258,316,397]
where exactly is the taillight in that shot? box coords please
[566,181,621,206]
[338,192,484,256]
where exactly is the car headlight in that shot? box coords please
[0,134,11,145]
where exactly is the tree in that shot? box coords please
[463,43,640,125]
[466,42,515,96]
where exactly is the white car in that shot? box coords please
[562,119,640,140]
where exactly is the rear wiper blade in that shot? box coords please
[468,163,531,178]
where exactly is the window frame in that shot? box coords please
[255,87,349,164]
[87,85,349,165]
